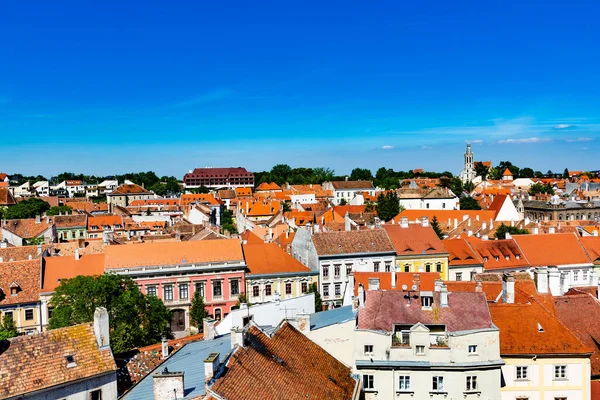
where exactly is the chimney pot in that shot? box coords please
[440,285,449,307]
[75,249,80,261]
[231,326,245,349]
[93,307,110,348]
[204,353,220,382]
[203,318,216,340]
[502,273,515,304]
[161,336,169,359]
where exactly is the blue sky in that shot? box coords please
[1,1,599,177]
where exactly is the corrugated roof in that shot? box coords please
[310,305,355,330]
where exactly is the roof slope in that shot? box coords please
[42,254,105,293]
[489,299,592,356]
[442,238,482,266]
[580,236,600,262]
[104,239,244,269]
[0,260,41,305]
[210,323,356,400]
[110,184,150,195]
[358,291,494,332]
[353,272,440,295]
[0,187,16,206]
[0,323,116,398]
[243,243,312,275]
[554,293,600,376]
[313,229,395,256]
[466,237,530,270]
[54,214,87,228]
[331,180,374,189]
[1,218,52,239]
[513,233,592,266]
[383,224,447,255]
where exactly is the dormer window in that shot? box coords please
[505,255,510,260]
[494,256,499,261]
[65,354,77,368]
[9,282,20,296]
[483,257,488,262]
[516,255,520,260]
[421,296,433,308]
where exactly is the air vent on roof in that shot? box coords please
[537,323,544,333]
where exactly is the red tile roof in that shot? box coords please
[512,233,592,266]
[331,180,374,189]
[383,224,447,255]
[42,254,105,293]
[466,237,530,271]
[0,260,41,305]
[243,243,312,275]
[104,239,244,269]
[442,238,482,266]
[489,299,592,356]
[0,187,16,206]
[255,182,282,191]
[209,322,357,400]
[180,194,221,206]
[110,184,150,195]
[54,214,87,228]
[0,244,50,262]
[580,236,600,262]
[358,290,494,332]
[313,229,395,256]
[0,322,117,397]
[554,293,600,376]
[1,218,52,239]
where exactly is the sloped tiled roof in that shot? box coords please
[0,323,117,398]
[104,239,244,269]
[209,323,357,400]
[0,187,16,206]
[1,218,52,239]
[110,184,150,195]
[0,260,41,305]
[383,224,447,256]
[358,291,494,333]
[255,182,282,191]
[180,194,221,207]
[0,244,50,262]
[554,293,600,376]
[313,229,395,256]
[580,236,600,262]
[466,237,530,271]
[331,180,374,190]
[489,300,592,356]
[42,254,105,293]
[513,233,592,266]
[442,238,482,266]
[54,214,87,228]
[243,243,312,275]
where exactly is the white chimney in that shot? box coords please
[296,312,311,335]
[37,244,42,256]
[467,230,473,237]
[594,230,599,237]
[476,214,480,221]
[153,368,184,400]
[549,227,555,234]
[231,327,245,350]
[434,279,443,292]
[400,217,409,228]
[502,273,515,304]
[203,318,216,340]
[421,216,429,227]
[454,218,458,229]
[35,214,41,224]
[75,248,80,261]
[93,307,110,349]
[203,352,220,382]
[482,222,487,231]
[532,227,539,235]
[440,285,449,307]
[505,232,512,240]
[561,271,571,295]
[358,284,365,308]
[534,267,549,294]
[344,213,352,232]
[548,267,561,295]
[391,268,396,288]
[161,337,169,359]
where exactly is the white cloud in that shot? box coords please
[382,145,394,150]
[565,137,593,142]
[554,124,574,129]
[498,137,550,144]
[470,139,484,144]
[421,145,431,149]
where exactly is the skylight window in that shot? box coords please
[65,355,77,368]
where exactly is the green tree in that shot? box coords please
[49,274,172,353]
[307,283,323,312]
[0,314,19,340]
[474,162,489,179]
[222,209,237,234]
[563,168,570,179]
[375,192,401,222]
[189,292,209,329]
[520,168,535,178]
[232,292,251,310]
[546,170,554,178]
[350,168,373,182]
[364,200,375,213]
[495,224,529,239]
[313,167,335,183]
[46,205,72,216]
[528,183,554,196]
[282,201,291,213]
[459,196,481,210]
[2,198,50,220]
[431,216,444,239]
[339,198,348,206]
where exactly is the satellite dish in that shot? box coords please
[412,285,418,291]
[401,284,408,291]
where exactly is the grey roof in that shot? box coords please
[121,334,231,400]
[310,305,355,330]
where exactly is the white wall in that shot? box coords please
[400,197,458,210]
[23,372,117,400]
[215,294,315,336]
[308,319,355,368]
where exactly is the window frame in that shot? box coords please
[468,344,478,354]
[363,344,374,355]
[25,308,34,321]
[516,366,529,380]
[432,376,444,392]
[163,285,173,301]
[363,374,375,391]
[398,375,411,391]
[466,375,478,391]
[553,365,567,380]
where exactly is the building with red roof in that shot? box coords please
[183,167,254,189]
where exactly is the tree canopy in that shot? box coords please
[49,274,172,353]
[222,209,237,234]
[190,292,209,329]
[0,314,19,341]
[431,216,444,239]
[495,224,529,239]
[46,205,72,216]
[307,283,322,312]
[528,183,555,196]
[375,191,402,222]
[1,198,50,220]
[459,196,482,210]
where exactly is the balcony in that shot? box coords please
[391,336,410,348]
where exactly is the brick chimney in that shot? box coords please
[203,318,216,340]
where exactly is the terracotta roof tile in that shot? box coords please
[1,218,52,239]
[313,229,395,256]
[0,323,116,397]
[0,244,50,262]
[110,184,150,195]
[54,214,87,228]
[243,243,312,275]
[0,260,41,305]
[353,272,440,295]
[465,237,530,270]
[42,254,105,293]
[0,187,16,206]
[180,194,221,207]
[104,239,244,269]
[331,180,374,190]
[210,323,357,400]
[513,233,592,266]
[442,238,482,266]
[383,224,447,255]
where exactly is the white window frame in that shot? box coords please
[468,345,477,354]
[466,375,478,391]
[432,376,444,392]
[516,366,528,380]
[363,374,375,390]
[554,365,567,380]
[416,345,425,355]
[364,345,374,356]
[398,375,411,391]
